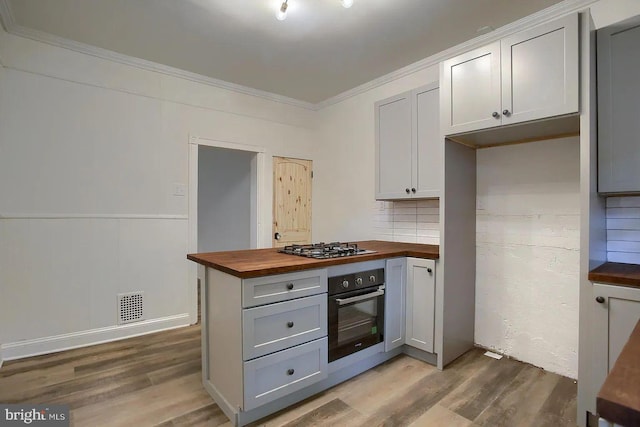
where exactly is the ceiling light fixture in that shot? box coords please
[276,0,288,21]
[275,0,354,21]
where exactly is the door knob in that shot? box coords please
[274,232,281,240]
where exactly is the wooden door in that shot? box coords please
[273,157,312,248]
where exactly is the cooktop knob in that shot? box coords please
[355,277,363,286]
[369,275,376,282]
[342,280,349,288]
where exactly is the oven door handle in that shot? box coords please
[335,288,384,306]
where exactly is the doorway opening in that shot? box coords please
[188,136,265,324]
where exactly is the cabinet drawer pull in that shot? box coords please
[287,368,295,376]
[596,296,605,304]
[286,283,294,290]
[405,188,410,194]
[287,321,294,328]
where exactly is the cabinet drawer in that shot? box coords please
[242,269,327,308]
[243,337,328,411]
[243,294,327,360]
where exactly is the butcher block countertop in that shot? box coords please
[589,262,640,289]
[187,240,439,279]
[597,319,640,427]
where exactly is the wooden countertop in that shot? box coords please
[187,240,439,278]
[597,319,640,426]
[589,262,640,289]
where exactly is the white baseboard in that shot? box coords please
[0,313,191,361]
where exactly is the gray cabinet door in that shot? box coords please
[375,92,412,200]
[242,293,327,360]
[384,258,406,352]
[242,269,327,308]
[592,283,640,401]
[243,337,328,411]
[413,83,441,199]
[441,41,501,135]
[597,16,640,193]
[405,258,435,352]
[501,14,579,126]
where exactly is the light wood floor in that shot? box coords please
[0,325,577,427]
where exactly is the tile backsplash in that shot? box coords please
[371,199,440,244]
[607,196,640,264]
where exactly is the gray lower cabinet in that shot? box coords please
[592,283,640,410]
[242,269,327,308]
[405,258,436,352]
[384,258,406,352]
[597,15,640,193]
[243,337,328,411]
[242,294,327,360]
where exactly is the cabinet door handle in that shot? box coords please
[287,321,294,328]
[502,109,511,116]
[411,188,416,193]
[286,283,294,290]
[287,369,295,376]
[405,188,410,194]
[492,111,500,118]
[596,296,605,304]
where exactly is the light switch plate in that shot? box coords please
[173,183,187,196]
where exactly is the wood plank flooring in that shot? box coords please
[0,325,577,426]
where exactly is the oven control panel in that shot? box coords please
[328,268,384,296]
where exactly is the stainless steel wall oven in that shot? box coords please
[328,268,385,362]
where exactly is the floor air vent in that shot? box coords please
[118,292,144,324]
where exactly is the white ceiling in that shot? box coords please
[3,0,564,104]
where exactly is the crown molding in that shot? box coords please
[0,0,598,111]
[0,0,316,111]
[0,0,14,32]
[315,0,599,110]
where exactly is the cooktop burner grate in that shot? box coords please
[278,242,373,259]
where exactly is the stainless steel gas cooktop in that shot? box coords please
[278,242,375,259]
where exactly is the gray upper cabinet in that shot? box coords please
[375,83,440,200]
[597,16,640,194]
[441,13,579,136]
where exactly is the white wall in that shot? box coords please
[0,31,316,359]
[475,138,581,377]
[198,146,253,252]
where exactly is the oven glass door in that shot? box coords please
[329,286,384,362]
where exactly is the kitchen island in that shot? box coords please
[188,240,462,427]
